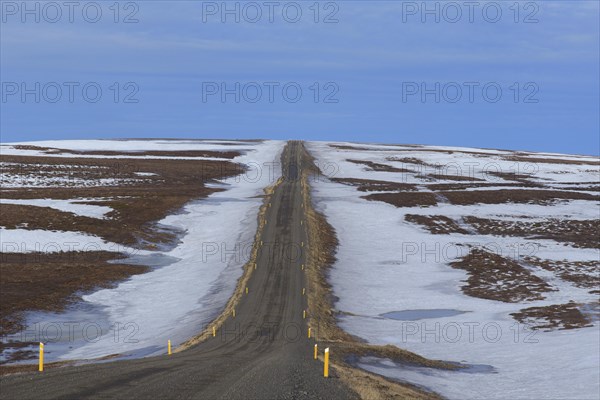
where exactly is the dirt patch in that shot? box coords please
[511,302,593,331]
[302,144,455,400]
[363,192,438,208]
[546,184,600,192]
[0,251,148,358]
[465,217,600,249]
[440,189,598,205]
[425,182,539,191]
[449,249,555,302]
[485,171,536,184]
[10,145,241,159]
[386,157,431,167]
[0,152,243,363]
[504,155,600,166]
[346,159,413,173]
[405,215,470,235]
[0,203,172,249]
[426,174,484,182]
[522,256,600,291]
[332,178,417,192]
[1,155,241,249]
[329,144,398,152]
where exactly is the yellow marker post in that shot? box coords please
[308,327,311,338]
[38,342,44,372]
[324,348,330,377]
[301,264,304,270]
[212,326,216,337]
[301,220,303,225]
[168,340,172,355]
[254,263,257,270]
[303,310,306,319]
[302,288,306,296]
[260,240,263,246]
[233,309,236,318]
[246,287,249,294]
[301,241,304,247]
[314,343,318,360]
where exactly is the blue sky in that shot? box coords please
[1,1,599,154]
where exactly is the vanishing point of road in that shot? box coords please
[0,141,358,399]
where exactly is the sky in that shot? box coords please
[1,1,599,155]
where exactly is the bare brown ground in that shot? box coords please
[405,215,470,235]
[332,178,417,192]
[1,154,241,248]
[346,159,413,173]
[485,171,537,184]
[10,145,241,159]
[464,216,600,249]
[522,256,600,292]
[503,155,600,166]
[0,252,148,359]
[0,153,242,362]
[440,189,598,205]
[425,182,540,191]
[546,184,600,192]
[0,204,166,248]
[302,144,456,400]
[329,145,398,152]
[386,157,431,167]
[449,249,555,302]
[363,192,438,208]
[331,144,505,158]
[511,302,593,331]
[426,174,484,182]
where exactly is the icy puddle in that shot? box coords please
[356,356,497,395]
[381,309,468,321]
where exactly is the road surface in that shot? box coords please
[0,141,358,399]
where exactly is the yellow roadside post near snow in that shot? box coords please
[254,263,257,270]
[314,343,318,360]
[301,241,304,247]
[301,264,304,270]
[212,326,216,337]
[308,327,311,338]
[233,308,236,318]
[245,287,249,294]
[303,310,306,319]
[324,348,330,377]
[302,288,306,295]
[168,340,172,355]
[38,343,44,372]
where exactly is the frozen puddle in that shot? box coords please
[381,309,468,321]
[357,356,497,375]
[356,356,497,395]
